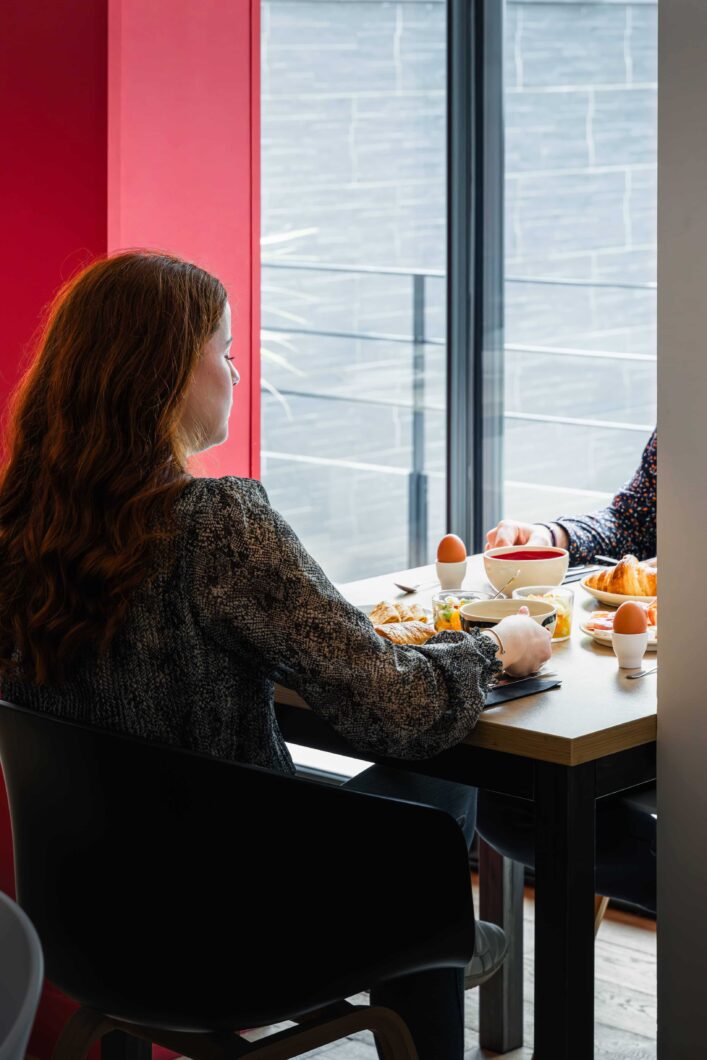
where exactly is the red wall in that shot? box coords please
[0,0,109,421]
[108,0,261,479]
[0,5,111,1055]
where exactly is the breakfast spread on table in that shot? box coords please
[367,539,660,671]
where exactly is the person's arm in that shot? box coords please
[554,431,657,564]
[188,477,504,761]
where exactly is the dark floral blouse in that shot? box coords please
[3,477,501,775]
[555,430,657,565]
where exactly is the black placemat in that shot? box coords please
[485,676,562,708]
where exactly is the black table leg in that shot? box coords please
[101,1030,152,1060]
[534,761,596,1060]
[479,839,525,1053]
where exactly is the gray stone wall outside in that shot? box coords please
[261,0,657,583]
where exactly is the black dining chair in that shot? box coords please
[0,699,475,1060]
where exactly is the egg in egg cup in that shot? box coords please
[436,534,468,589]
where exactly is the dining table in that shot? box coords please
[274,554,657,1060]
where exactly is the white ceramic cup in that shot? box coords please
[436,559,467,590]
[611,630,649,669]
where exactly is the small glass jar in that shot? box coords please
[432,589,493,633]
[512,585,574,641]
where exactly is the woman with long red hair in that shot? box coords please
[0,251,549,1060]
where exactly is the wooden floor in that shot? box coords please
[243,889,657,1060]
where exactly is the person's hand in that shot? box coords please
[485,519,570,552]
[485,520,551,550]
[484,607,553,677]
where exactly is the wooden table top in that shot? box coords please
[275,556,657,767]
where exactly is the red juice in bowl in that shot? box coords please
[492,549,563,562]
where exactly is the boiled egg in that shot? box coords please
[613,601,648,635]
[437,534,467,563]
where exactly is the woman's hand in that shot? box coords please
[483,608,553,677]
[485,519,569,551]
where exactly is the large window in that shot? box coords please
[504,0,657,521]
[261,0,656,581]
[261,0,447,583]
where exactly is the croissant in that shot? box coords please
[396,603,429,624]
[374,620,437,645]
[585,555,657,597]
[369,602,400,625]
[368,601,430,625]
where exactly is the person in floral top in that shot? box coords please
[486,430,657,565]
[480,430,657,913]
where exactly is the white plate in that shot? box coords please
[580,620,658,651]
[579,575,657,607]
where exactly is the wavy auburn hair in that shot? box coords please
[0,251,227,684]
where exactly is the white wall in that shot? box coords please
[657,1,707,1053]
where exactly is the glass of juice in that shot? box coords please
[432,590,492,632]
[512,585,574,641]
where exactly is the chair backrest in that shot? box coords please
[0,699,473,1032]
[0,890,43,1060]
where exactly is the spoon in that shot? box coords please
[626,667,658,680]
[490,570,521,599]
[393,580,437,595]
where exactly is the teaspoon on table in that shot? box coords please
[626,667,658,680]
[393,580,437,594]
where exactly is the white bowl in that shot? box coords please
[483,545,569,594]
[459,598,558,637]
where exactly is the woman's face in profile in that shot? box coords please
[180,303,239,454]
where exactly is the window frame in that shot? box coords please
[447,0,505,552]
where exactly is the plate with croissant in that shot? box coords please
[580,555,657,606]
[363,600,437,646]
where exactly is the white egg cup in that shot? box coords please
[436,559,467,590]
[611,630,649,669]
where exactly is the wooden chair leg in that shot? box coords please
[366,1006,419,1060]
[238,1004,418,1060]
[594,894,610,937]
[52,1007,118,1060]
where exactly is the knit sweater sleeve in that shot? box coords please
[186,476,501,761]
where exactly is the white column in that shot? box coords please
[658,1,707,1054]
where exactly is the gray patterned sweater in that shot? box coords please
[3,477,501,773]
